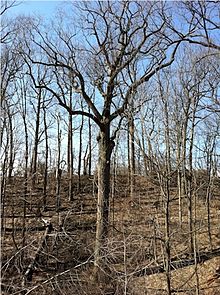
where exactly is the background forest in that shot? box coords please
[1,1,220,294]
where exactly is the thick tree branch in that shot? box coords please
[110,40,182,121]
[25,54,102,121]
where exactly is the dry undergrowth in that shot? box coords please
[1,174,220,294]
[131,256,220,295]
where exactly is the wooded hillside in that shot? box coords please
[1,1,220,294]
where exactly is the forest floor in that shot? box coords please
[1,173,220,294]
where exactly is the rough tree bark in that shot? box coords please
[94,123,115,272]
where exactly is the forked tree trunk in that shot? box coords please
[94,124,114,275]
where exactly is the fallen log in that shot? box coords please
[3,221,96,234]
[22,220,53,283]
[3,226,47,232]
[134,247,220,277]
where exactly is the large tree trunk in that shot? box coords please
[94,124,114,277]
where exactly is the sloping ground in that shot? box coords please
[1,174,220,294]
[131,256,220,295]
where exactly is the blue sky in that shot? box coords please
[8,1,62,18]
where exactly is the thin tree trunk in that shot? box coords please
[31,89,42,188]
[129,116,135,200]
[1,136,9,231]
[188,132,194,255]
[206,142,215,249]
[67,112,74,201]
[127,124,130,184]
[187,96,198,255]
[164,179,171,295]
[141,120,148,176]
[83,144,89,175]
[8,107,14,181]
[43,105,48,208]
[56,115,62,212]
[78,115,84,192]
[158,79,171,295]
[88,112,92,177]
[111,151,116,231]
[147,136,154,172]
[193,177,200,295]
[111,131,119,232]
[181,99,190,208]
[164,100,172,295]
[176,132,182,227]
[22,112,28,250]
[0,114,6,147]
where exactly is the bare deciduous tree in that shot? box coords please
[17,0,219,280]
